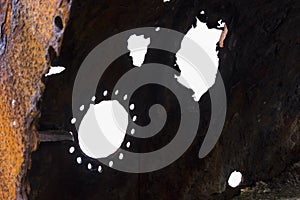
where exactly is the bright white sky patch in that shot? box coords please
[45,66,65,77]
[175,18,222,101]
[127,34,150,67]
[163,0,171,2]
[228,171,243,188]
[78,100,128,159]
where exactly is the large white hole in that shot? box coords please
[228,171,243,188]
[175,18,223,101]
[78,100,128,159]
[127,34,150,67]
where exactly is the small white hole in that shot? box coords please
[91,96,96,102]
[79,105,85,111]
[71,118,76,124]
[103,90,108,96]
[45,66,66,77]
[130,129,135,135]
[228,171,243,188]
[123,94,128,101]
[69,146,75,154]
[87,163,92,170]
[200,10,205,14]
[98,166,102,173]
[12,99,16,107]
[132,116,137,122]
[119,153,124,160]
[115,90,119,95]
[155,27,160,31]
[12,121,17,127]
[109,161,113,167]
[129,104,135,110]
[69,131,73,136]
[126,142,131,148]
[76,157,82,164]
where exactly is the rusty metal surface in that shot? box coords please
[0,0,71,199]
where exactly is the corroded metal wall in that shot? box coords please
[0,0,299,199]
[0,1,71,199]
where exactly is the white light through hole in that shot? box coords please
[78,100,128,159]
[127,34,150,67]
[132,115,137,122]
[103,90,108,96]
[87,163,92,170]
[109,161,113,167]
[228,171,243,188]
[175,18,223,101]
[45,66,66,77]
[129,104,135,110]
[69,146,75,154]
[130,129,135,135]
[76,157,82,164]
[119,153,124,160]
[126,142,131,148]
[91,96,96,102]
[115,90,119,95]
[155,27,160,32]
[123,94,128,101]
[98,166,102,173]
[71,118,76,124]
[79,105,85,111]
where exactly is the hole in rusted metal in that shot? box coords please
[54,16,64,31]
[47,46,57,64]
[228,171,243,188]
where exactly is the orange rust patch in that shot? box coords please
[0,0,71,199]
[219,24,228,48]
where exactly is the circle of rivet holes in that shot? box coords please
[69,89,136,173]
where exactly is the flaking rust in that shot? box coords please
[0,0,71,199]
